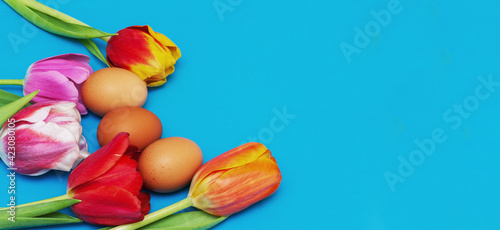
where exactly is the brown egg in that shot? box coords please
[97,106,162,150]
[82,67,148,116]
[138,137,203,193]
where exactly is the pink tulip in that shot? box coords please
[0,101,88,176]
[23,53,93,115]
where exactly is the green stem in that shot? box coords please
[16,194,68,208]
[109,197,193,230]
[0,79,24,86]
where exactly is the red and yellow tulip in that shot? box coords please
[106,25,181,87]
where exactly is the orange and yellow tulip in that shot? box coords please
[106,25,181,87]
[188,142,282,216]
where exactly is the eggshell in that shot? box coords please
[97,106,162,150]
[138,137,203,193]
[81,67,148,116]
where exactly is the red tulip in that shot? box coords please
[67,133,150,225]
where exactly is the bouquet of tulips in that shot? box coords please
[0,0,282,229]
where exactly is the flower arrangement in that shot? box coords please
[0,0,282,229]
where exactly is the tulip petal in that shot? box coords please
[74,82,87,115]
[23,54,92,115]
[70,152,143,196]
[24,71,77,100]
[70,186,148,225]
[189,170,226,199]
[67,133,130,190]
[11,102,52,124]
[143,25,181,60]
[46,107,82,139]
[30,53,88,66]
[13,101,80,125]
[190,142,268,193]
[2,121,83,175]
[23,70,88,115]
[143,26,179,83]
[29,54,93,84]
[139,26,179,86]
[24,101,83,147]
[138,192,151,216]
[106,26,155,78]
[78,135,88,152]
[71,149,89,170]
[0,101,87,175]
[191,154,281,216]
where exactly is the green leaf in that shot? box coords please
[97,212,227,230]
[0,90,38,127]
[0,90,31,108]
[0,198,80,218]
[3,0,115,39]
[0,211,82,230]
[80,39,110,66]
[139,211,228,230]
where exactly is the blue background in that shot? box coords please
[1,0,500,229]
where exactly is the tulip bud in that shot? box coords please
[67,133,151,226]
[0,101,88,176]
[188,142,282,216]
[23,54,93,115]
[106,25,181,87]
